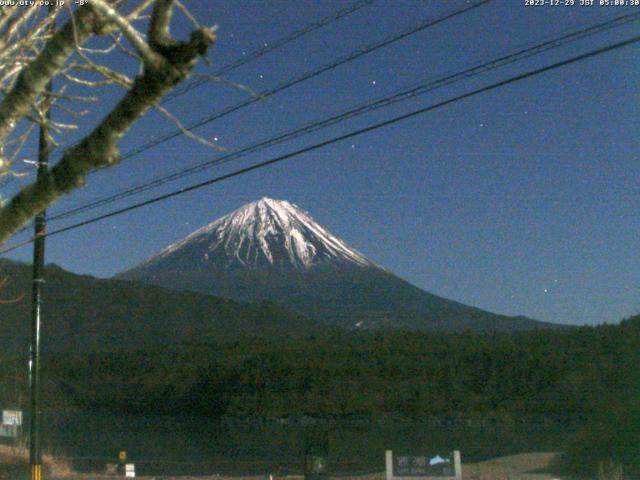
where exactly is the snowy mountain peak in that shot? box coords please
[146,198,377,271]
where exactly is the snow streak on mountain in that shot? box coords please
[144,197,377,271]
[120,197,553,332]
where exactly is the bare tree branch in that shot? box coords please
[89,0,164,67]
[0,1,216,244]
[0,3,109,147]
[155,104,225,151]
[125,0,156,21]
[149,0,174,48]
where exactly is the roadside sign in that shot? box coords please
[118,451,127,462]
[2,410,22,426]
[386,450,462,480]
[125,463,135,477]
[0,424,18,438]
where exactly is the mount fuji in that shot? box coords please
[118,198,553,332]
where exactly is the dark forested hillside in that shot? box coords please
[0,259,324,357]
[46,316,639,420]
[2,258,638,476]
[1,303,638,475]
[122,264,555,332]
[40,317,638,475]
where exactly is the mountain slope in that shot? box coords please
[0,259,323,355]
[119,198,555,332]
[136,197,376,273]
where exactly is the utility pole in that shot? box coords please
[29,8,55,480]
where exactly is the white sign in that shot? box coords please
[125,463,135,478]
[386,450,461,480]
[2,410,22,426]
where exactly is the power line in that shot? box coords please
[0,0,375,189]
[5,0,492,236]
[46,11,640,223]
[94,0,493,167]
[2,34,638,256]
[163,0,376,102]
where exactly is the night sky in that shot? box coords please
[2,0,639,326]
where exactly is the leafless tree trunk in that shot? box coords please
[0,0,216,245]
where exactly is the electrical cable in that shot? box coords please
[2,34,637,255]
[93,0,493,168]
[46,11,640,223]
[0,0,375,188]
[163,0,377,102]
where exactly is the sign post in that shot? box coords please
[304,427,329,480]
[118,451,127,476]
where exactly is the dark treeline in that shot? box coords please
[1,316,639,475]
[53,317,639,420]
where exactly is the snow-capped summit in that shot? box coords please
[119,197,551,333]
[142,197,376,272]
